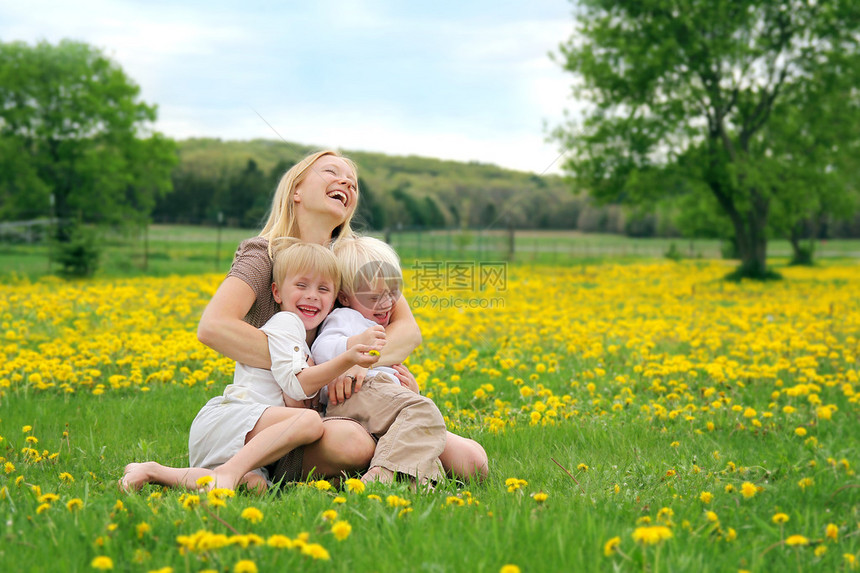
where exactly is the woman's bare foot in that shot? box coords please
[361,466,395,484]
[119,462,159,493]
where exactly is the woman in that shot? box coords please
[197,150,488,483]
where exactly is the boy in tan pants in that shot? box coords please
[312,236,447,485]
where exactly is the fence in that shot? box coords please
[2,223,859,278]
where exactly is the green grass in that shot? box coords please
[1,381,857,572]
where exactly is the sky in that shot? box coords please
[0,0,579,173]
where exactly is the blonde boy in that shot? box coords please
[312,236,447,484]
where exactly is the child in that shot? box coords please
[121,240,382,492]
[312,236,447,485]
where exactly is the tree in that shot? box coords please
[0,40,176,240]
[554,0,860,278]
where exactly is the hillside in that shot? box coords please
[160,138,585,231]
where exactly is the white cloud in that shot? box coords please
[0,0,576,173]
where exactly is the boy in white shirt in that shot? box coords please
[312,236,447,485]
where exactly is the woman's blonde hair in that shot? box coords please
[260,150,359,257]
[271,238,341,293]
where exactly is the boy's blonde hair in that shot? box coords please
[271,239,341,293]
[260,150,359,257]
[332,236,402,297]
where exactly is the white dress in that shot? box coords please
[188,312,313,476]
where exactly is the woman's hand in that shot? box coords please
[327,365,368,406]
[391,364,420,394]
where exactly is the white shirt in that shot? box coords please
[227,311,314,404]
[312,307,397,404]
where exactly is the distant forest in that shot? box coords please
[154,138,860,238]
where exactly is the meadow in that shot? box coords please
[1,259,859,572]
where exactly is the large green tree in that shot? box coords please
[0,39,176,238]
[554,0,860,277]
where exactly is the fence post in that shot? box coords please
[216,212,224,272]
[143,224,149,272]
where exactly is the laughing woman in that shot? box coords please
[191,150,488,485]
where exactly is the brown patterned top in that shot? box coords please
[226,236,279,328]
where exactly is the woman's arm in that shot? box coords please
[197,276,272,369]
[375,295,421,366]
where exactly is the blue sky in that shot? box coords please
[0,0,579,173]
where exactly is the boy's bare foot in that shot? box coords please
[119,462,158,493]
[361,466,395,484]
[239,472,268,494]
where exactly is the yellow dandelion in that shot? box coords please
[505,477,528,492]
[233,560,258,573]
[313,480,332,491]
[631,525,673,545]
[195,475,213,488]
[699,491,713,504]
[4,462,14,474]
[603,536,621,557]
[59,472,74,483]
[798,477,814,490]
[22,425,32,433]
[825,523,838,541]
[785,535,809,547]
[367,494,382,502]
[91,556,113,570]
[705,511,719,523]
[240,507,264,524]
[38,493,60,504]
[446,496,465,506]
[267,535,294,549]
[844,554,856,569]
[321,509,338,521]
[333,496,346,504]
[368,349,380,357]
[133,523,150,540]
[344,478,365,494]
[301,543,331,560]
[387,495,410,508]
[36,503,51,514]
[740,482,757,498]
[532,492,548,503]
[815,546,828,557]
[794,427,807,437]
[772,513,789,524]
[331,520,352,541]
[500,566,521,573]
[181,494,200,509]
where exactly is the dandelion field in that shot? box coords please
[1,260,859,572]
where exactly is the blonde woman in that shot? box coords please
[196,150,488,483]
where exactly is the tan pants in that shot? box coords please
[325,374,447,482]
